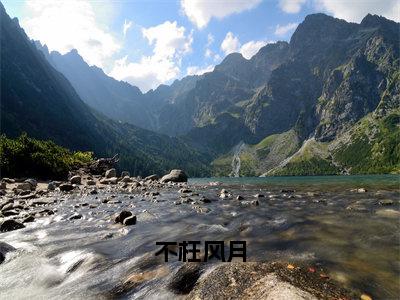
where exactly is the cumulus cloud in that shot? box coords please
[279,0,306,13]
[186,64,215,76]
[315,0,400,22]
[220,32,267,59]
[123,19,132,37]
[240,40,268,59]
[180,0,262,29]
[274,22,298,36]
[21,0,120,68]
[220,32,241,55]
[110,21,193,92]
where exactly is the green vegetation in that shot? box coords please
[0,133,93,179]
[272,157,339,176]
[333,112,400,174]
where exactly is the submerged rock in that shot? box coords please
[123,215,136,226]
[59,183,74,192]
[378,199,394,206]
[160,170,188,183]
[115,210,132,224]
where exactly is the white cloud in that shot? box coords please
[187,64,214,76]
[221,32,241,55]
[240,40,268,59]
[205,48,213,58]
[21,0,120,68]
[274,22,298,36]
[206,33,214,46]
[109,21,193,92]
[180,0,262,29]
[279,0,306,13]
[315,0,400,22]
[123,19,132,37]
[220,32,267,59]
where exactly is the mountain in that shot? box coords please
[27,9,399,176]
[0,3,209,177]
[210,14,399,176]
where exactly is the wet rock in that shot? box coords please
[346,204,368,212]
[240,200,259,207]
[281,189,295,193]
[378,199,394,206]
[70,175,81,185]
[87,180,96,186]
[105,168,117,178]
[23,215,35,223]
[0,242,15,264]
[160,169,188,183]
[69,213,82,220]
[121,176,132,183]
[375,209,400,218]
[109,177,118,185]
[357,188,367,193]
[0,219,25,232]
[121,171,130,177]
[145,174,159,181]
[200,197,211,203]
[2,210,20,216]
[47,181,56,191]
[2,178,15,184]
[254,194,265,198]
[25,179,37,190]
[179,188,192,193]
[0,182,6,190]
[16,182,32,191]
[150,191,160,196]
[115,210,132,224]
[168,264,203,294]
[59,183,74,192]
[123,215,137,226]
[236,195,244,200]
[90,189,98,195]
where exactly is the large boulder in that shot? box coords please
[105,168,117,178]
[160,170,188,183]
[115,210,132,224]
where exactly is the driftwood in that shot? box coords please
[87,154,119,175]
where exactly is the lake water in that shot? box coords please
[0,175,399,299]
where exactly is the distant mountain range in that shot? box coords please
[2,1,399,176]
[0,3,209,177]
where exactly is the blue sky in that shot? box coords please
[3,0,399,92]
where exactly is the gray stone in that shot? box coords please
[59,183,74,192]
[121,171,130,177]
[145,174,159,181]
[47,181,56,191]
[115,210,132,224]
[70,175,81,185]
[25,179,37,190]
[105,168,117,178]
[121,176,132,183]
[16,182,32,191]
[160,170,188,183]
[123,215,137,226]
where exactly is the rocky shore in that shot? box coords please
[1,164,398,299]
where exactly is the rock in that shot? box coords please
[375,209,400,218]
[90,189,98,195]
[59,183,74,192]
[99,178,109,185]
[121,176,132,183]
[281,189,295,193]
[0,242,15,264]
[115,210,133,224]
[145,174,159,181]
[160,170,188,183]
[47,181,56,191]
[179,188,192,193]
[105,168,117,178]
[254,194,265,198]
[23,215,35,223]
[357,188,367,193]
[200,197,211,203]
[0,182,6,190]
[0,219,25,232]
[121,171,130,177]
[168,264,203,294]
[109,177,118,185]
[70,175,81,185]
[2,178,15,184]
[16,182,32,191]
[69,213,82,220]
[2,210,20,216]
[25,178,37,190]
[123,215,137,226]
[87,180,96,186]
[346,204,368,212]
[236,195,244,200]
[378,199,394,206]
[240,200,259,207]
